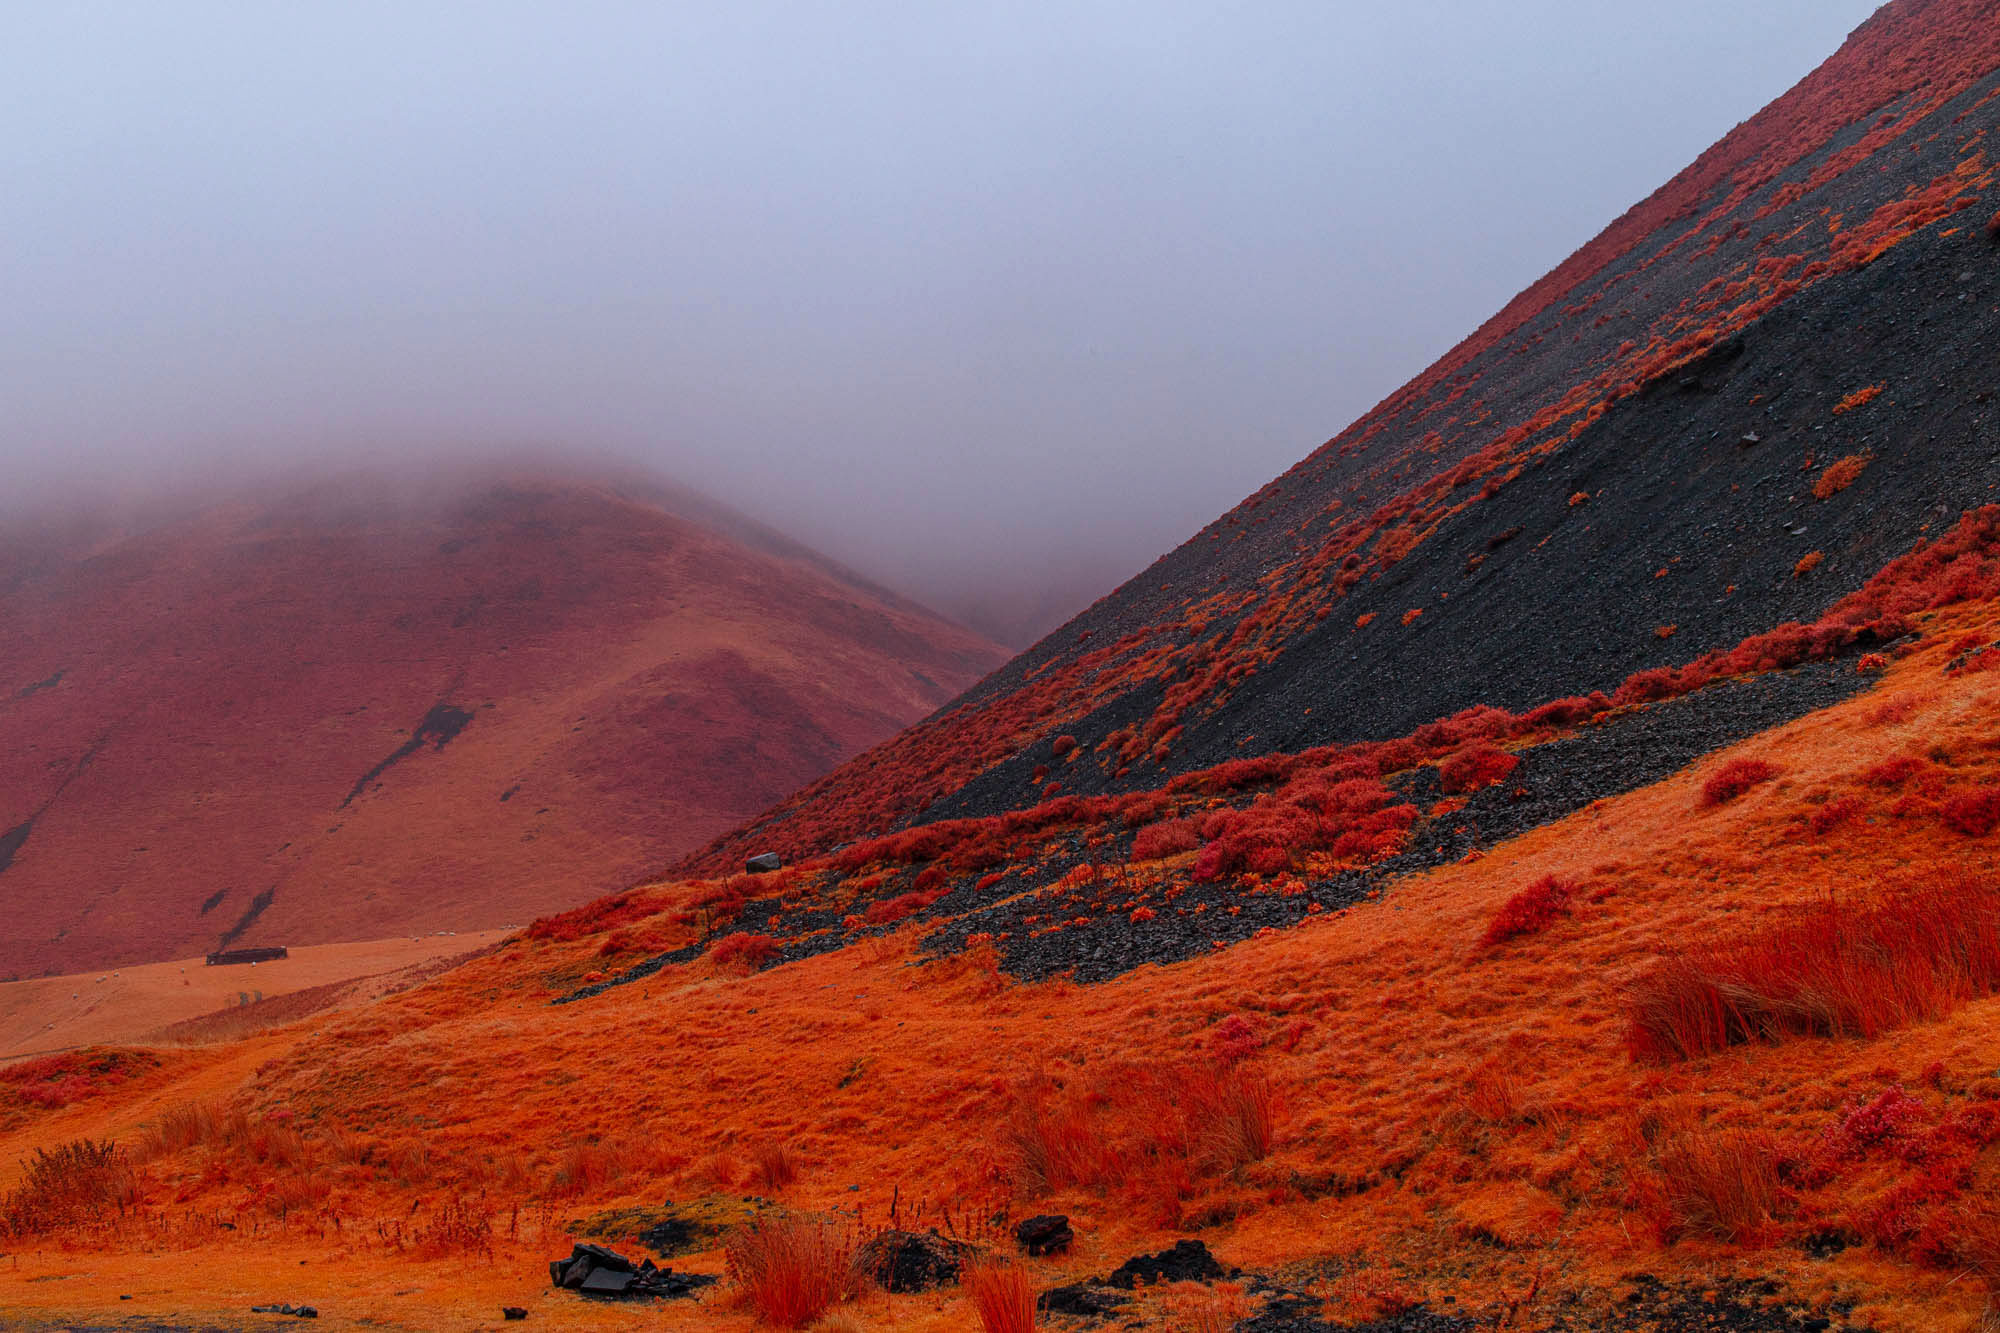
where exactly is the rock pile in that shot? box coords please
[546,1243,717,1300]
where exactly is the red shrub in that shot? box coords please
[1515,694,1609,732]
[709,933,779,971]
[1051,734,1078,757]
[1626,877,2000,1061]
[1701,758,1780,807]
[1438,745,1519,795]
[1810,796,1867,838]
[1480,876,1575,948]
[1942,789,2000,837]
[1130,818,1201,862]
[1866,756,1929,788]
[1616,667,1680,706]
[864,890,943,926]
[527,890,659,943]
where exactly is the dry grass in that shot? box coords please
[965,1261,1037,1332]
[1651,1113,1786,1243]
[1626,876,2000,1060]
[754,1141,802,1192]
[1162,1280,1252,1332]
[725,1216,859,1327]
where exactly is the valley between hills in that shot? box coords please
[9,2,2000,1330]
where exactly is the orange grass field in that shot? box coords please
[9,598,2000,1329]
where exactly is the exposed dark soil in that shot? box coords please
[340,701,475,808]
[924,660,1871,983]
[0,816,33,875]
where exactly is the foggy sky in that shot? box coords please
[1,2,1882,645]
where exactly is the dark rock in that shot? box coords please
[1015,1213,1073,1256]
[501,1310,527,1321]
[745,852,783,873]
[1104,1238,1232,1289]
[578,1269,634,1296]
[248,1306,317,1319]
[855,1228,978,1291]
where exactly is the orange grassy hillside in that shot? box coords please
[0,471,1005,978]
[9,580,2000,1329]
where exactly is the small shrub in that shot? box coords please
[1857,652,1889,675]
[1481,876,1575,948]
[1813,454,1870,500]
[711,932,779,971]
[1050,734,1078,757]
[413,1196,494,1258]
[1,1139,139,1237]
[965,1261,1036,1333]
[1130,818,1201,862]
[1809,796,1866,838]
[1942,788,2000,837]
[1438,745,1519,795]
[864,891,942,926]
[1832,385,1883,415]
[725,1217,858,1327]
[1701,758,1779,807]
[1793,551,1825,578]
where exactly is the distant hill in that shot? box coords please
[0,472,1005,976]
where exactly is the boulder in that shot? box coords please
[745,852,783,873]
[1015,1214,1073,1256]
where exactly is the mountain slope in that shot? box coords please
[684,0,2000,875]
[16,6,2000,1331]
[0,473,1005,977]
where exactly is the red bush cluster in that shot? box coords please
[1129,819,1200,862]
[1437,745,1519,795]
[1941,788,2000,837]
[1701,758,1780,807]
[1480,876,1576,948]
[1189,775,1416,882]
[709,933,779,971]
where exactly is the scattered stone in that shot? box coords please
[248,1304,317,1319]
[855,1228,978,1291]
[545,1243,717,1301]
[501,1309,527,1321]
[1739,430,1762,446]
[745,852,783,873]
[1015,1213,1073,1256]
